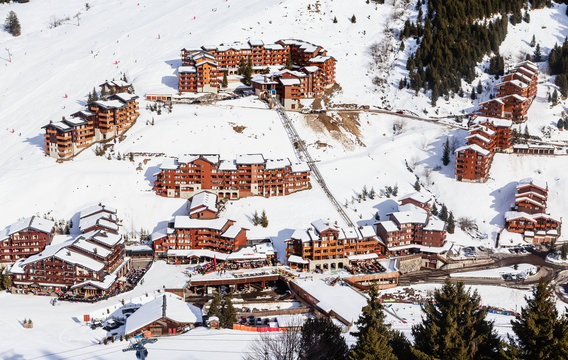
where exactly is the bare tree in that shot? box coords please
[457,217,478,232]
[243,329,301,360]
[423,167,433,186]
[392,119,406,135]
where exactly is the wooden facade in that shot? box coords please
[455,144,493,182]
[153,218,247,256]
[0,216,55,264]
[43,92,139,159]
[154,154,310,200]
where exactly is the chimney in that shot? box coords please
[94,248,98,254]
[62,116,65,121]
[162,295,167,318]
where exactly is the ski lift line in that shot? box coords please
[271,96,356,229]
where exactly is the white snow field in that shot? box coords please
[2,0,568,358]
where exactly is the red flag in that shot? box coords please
[214,255,217,267]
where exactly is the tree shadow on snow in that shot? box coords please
[488,181,517,227]
[417,130,466,180]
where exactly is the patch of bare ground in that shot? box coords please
[232,125,246,133]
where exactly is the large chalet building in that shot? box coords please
[9,204,130,298]
[285,219,385,271]
[504,178,561,244]
[178,39,336,110]
[152,217,248,258]
[43,91,139,160]
[455,117,513,182]
[478,61,538,123]
[154,154,311,200]
[0,216,55,264]
[376,193,447,255]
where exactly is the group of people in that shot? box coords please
[346,260,387,275]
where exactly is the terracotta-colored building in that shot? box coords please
[152,217,248,257]
[285,219,386,271]
[43,92,139,159]
[187,191,218,219]
[0,216,55,264]
[455,144,494,182]
[154,154,310,200]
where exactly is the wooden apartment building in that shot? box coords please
[0,216,55,264]
[285,219,385,271]
[9,204,129,297]
[455,117,513,182]
[43,92,139,160]
[154,154,311,200]
[178,39,336,107]
[504,178,560,244]
[376,193,447,255]
[478,60,538,123]
[152,217,248,257]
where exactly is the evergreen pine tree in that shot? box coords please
[552,89,559,104]
[439,204,448,221]
[530,34,536,47]
[534,43,542,62]
[524,126,530,141]
[414,179,421,191]
[238,58,246,75]
[558,119,565,130]
[100,86,106,98]
[301,318,349,360]
[393,185,398,197]
[260,210,268,228]
[222,72,228,88]
[350,286,397,360]
[432,203,438,216]
[220,294,236,328]
[252,210,259,226]
[470,88,477,100]
[242,56,252,85]
[351,14,357,23]
[476,81,483,94]
[442,137,450,166]
[562,243,568,260]
[286,52,293,70]
[92,87,99,101]
[447,212,455,234]
[5,11,21,37]
[208,294,222,317]
[503,279,568,359]
[369,187,376,199]
[412,281,501,360]
[333,16,338,23]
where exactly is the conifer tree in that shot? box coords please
[530,34,536,47]
[502,279,568,360]
[447,212,455,234]
[301,318,349,360]
[350,286,398,360]
[439,204,448,221]
[351,14,357,23]
[222,72,228,88]
[252,210,259,226]
[92,87,99,101]
[558,119,565,130]
[412,281,501,360]
[5,11,21,37]
[242,56,252,85]
[220,293,236,328]
[432,203,438,216]
[286,52,293,70]
[393,185,398,197]
[333,16,338,23]
[208,294,221,317]
[442,137,450,166]
[260,210,268,228]
[414,179,421,191]
[369,187,376,199]
[100,86,106,98]
[476,81,483,94]
[562,243,568,260]
[534,43,542,62]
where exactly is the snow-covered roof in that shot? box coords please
[173,217,231,231]
[377,220,399,233]
[505,94,527,103]
[303,66,320,73]
[496,79,529,89]
[0,216,54,241]
[291,162,310,173]
[517,178,547,191]
[111,92,139,103]
[479,98,504,106]
[454,144,491,156]
[221,224,245,239]
[248,39,264,46]
[179,66,196,73]
[515,190,546,200]
[93,99,125,109]
[263,43,285,50]
[518,60,538,72]
[466,133,492,143]
[218,159,237,171]
[236,154,265,165]
[46,121,72,132]
[309,55,332,63]
[65,117,88,126]
[80,230,122,248]
[475,116,513,128]
[72,238,112,258]
[166,249,228,260]
[279,78,301,86]
[55,248,105,272]
[348,253,378,261]
[9,239,75,274]
[423,217,446,232]
[399,192,431,205]
[80,204,117,219]
[265,158,291,170]
[311,219,340,234]
[189,192,218,214]
[359,225,377,238]
[80,215,119,233]
[125,295,202,335]
[160,157,178,170]
[390,211,428,225]
[471,125,496,137]
[287,254,309,264]
[515,196,546,207]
